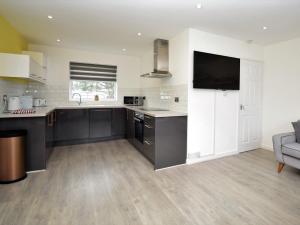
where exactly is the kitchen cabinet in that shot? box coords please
[0,107,187,172]
[130,113,187,170]
[0,117,47,171]
[143,115,155,163]
[89,109,112,138]
[0,53,46,83]
[111,108,126,137]
[126,109,135,144]
[54,109,89,142]
[54,108,126,145]
[45,111,55,160]
[153,116,187,169]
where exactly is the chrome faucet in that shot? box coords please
[72,93,82,106]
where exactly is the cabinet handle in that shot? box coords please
[134,117,142,122]
[53,111,56,122]
[48,113,53,127]
[144,140,152,146]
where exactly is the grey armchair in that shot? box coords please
[273,132,300,173]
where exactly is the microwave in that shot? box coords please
[123,96,144,106]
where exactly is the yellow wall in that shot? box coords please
[0,16,27,53]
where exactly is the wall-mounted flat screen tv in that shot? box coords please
[193,51,240,90]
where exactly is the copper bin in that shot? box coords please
[0,130,27,184]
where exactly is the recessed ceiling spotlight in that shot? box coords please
[47,15,53,19]
[196,3,202,9]
[137,32,142,36]
[56,39,61,43]
[122,48,127,52]
[263,26,268,30]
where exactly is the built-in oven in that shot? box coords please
[134,112,144,143]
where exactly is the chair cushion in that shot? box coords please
[282,143,300,159]
[292,121,300,143]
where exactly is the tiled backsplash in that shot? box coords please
[0,80,187,112]
[0,79,26,100]
[142,84,187,112]
[27,83,142,106]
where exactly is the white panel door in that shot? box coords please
[239,60,263,152]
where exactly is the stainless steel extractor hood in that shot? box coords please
[141,39,172,78]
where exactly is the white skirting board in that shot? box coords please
[261,144,273,151]
[186,151,239,165]
[27,169,46,174]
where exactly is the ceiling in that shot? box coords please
[1,0,300,55]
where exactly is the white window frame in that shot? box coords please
[69,79,118,103]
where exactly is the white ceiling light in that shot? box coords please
[56,39,61,43]
[196,3,202,9]
[263,26,268,30]
[47,15,53,19]
[137,32,142,36]
[122,48,126,51]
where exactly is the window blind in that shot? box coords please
[70,62,117,82]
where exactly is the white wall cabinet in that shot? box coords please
[187,89,239,162]
[0,53,46,83]
[214,91,239,155]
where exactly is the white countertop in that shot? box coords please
[0,104,187,118]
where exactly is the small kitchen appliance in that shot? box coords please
[33,98,47,107]
[20,96,33,109]
[8,97,21,111]
[123,96,144,106]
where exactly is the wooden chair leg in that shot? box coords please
[277,162,285,173]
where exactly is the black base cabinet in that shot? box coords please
[54,108,126,146]
[112,108,126,136]
[153,116,187,169]
[46,111,55,161]
[126,109,135,144]
[54,109,89,142]
[126,110,187,170]
[0,117,47,171]
[90,109,112,138]
[0,107,186,171]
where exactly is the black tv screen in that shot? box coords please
[193,51,240,90]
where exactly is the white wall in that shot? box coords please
[187,28,264,157]
[29,44,142,104]
[262,38,300,149]
[163,30,189,87]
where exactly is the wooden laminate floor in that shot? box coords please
[1,139,300,225]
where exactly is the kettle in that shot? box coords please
[8,97,21,111]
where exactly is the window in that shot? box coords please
[69,62,117,101]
